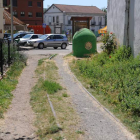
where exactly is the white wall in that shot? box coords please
[130,0,140,57]
[0,0,4,38]
[107,0,126,45]
[107,0,140,57]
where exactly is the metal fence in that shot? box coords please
[0,39,14,77]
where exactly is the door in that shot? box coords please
[54,35,63,47]
[46,35,54,47]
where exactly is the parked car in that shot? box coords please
[28,34,68,49]
[5,32,32,44]
[17,34,42,46]
[3,33,11,43]
[3,33,11,39]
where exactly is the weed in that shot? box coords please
[55,136,64,140]
[0,61,26,118]
[70,46,140,138]
[42,80,62,94]
[62,93,68,97]
[76,130,85,135]
[38,59,45,66]
[46,125,62,134]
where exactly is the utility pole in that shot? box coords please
[10,0,13,45]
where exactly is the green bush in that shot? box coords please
[75,46,140,116]
[101,32,117,54]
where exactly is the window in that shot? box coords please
[13,0,17,7]
[28,1,32,7]
[37,2,41,7]
[49,35,54,39]
[36,12,42,17]
[68,16,71,25]
[55,35,63,39]
[53,16,55,23]
[3,0,7,6]
[49,16,52,25]
[31,35,38,39]
[98,17,102,25]
[13,11,17,17]
[20,34,26,38]
[91,17,96,25]
[21,12,25,17]
[28,12,33,17]
[56,16,59,24]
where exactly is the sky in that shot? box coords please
[44,0,107,9]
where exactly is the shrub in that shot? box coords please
[101,32,117,54]
[74,46,140,116]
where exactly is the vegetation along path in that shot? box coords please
[54,55,136,140]
[0,55,46,140]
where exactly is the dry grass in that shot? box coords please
[30,58,83,140]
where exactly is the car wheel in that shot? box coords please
[61,43,67,49]
[38,43,44,49]
[54,47,58,49]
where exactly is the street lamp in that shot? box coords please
[10,0,13,44]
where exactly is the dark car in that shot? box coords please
[6,32,33,44]
[3,33,11,39]
[7,33,27,43]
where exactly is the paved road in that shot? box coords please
[21,43,103,56]
[21,45,73,56]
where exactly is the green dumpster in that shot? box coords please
[73,28,96,57]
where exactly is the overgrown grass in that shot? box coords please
[69,46,140,139]
[42,80,62,94]
[62,93,69,97]
[0,60,26,118]
[30,59,83,140]
[38,58,46,66]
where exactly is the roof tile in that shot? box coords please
[54,4,105,14]
[4,10,25,25]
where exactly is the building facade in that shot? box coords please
[0,0,4,38]
[44,4,106,36]
[107,0,140,57]
[3,0,43,25]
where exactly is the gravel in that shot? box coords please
[54,55,136,140]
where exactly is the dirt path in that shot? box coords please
[0,55,45,140]
[55,55,136,140]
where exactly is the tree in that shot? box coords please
[101,7,107,25]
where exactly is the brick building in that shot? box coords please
[3,0,43,25]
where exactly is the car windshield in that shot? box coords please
[22,34,32,39]
[39,35,48,39]
[13,34,19,38]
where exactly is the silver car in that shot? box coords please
[18,34,42,46]
[29,34,68,49]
